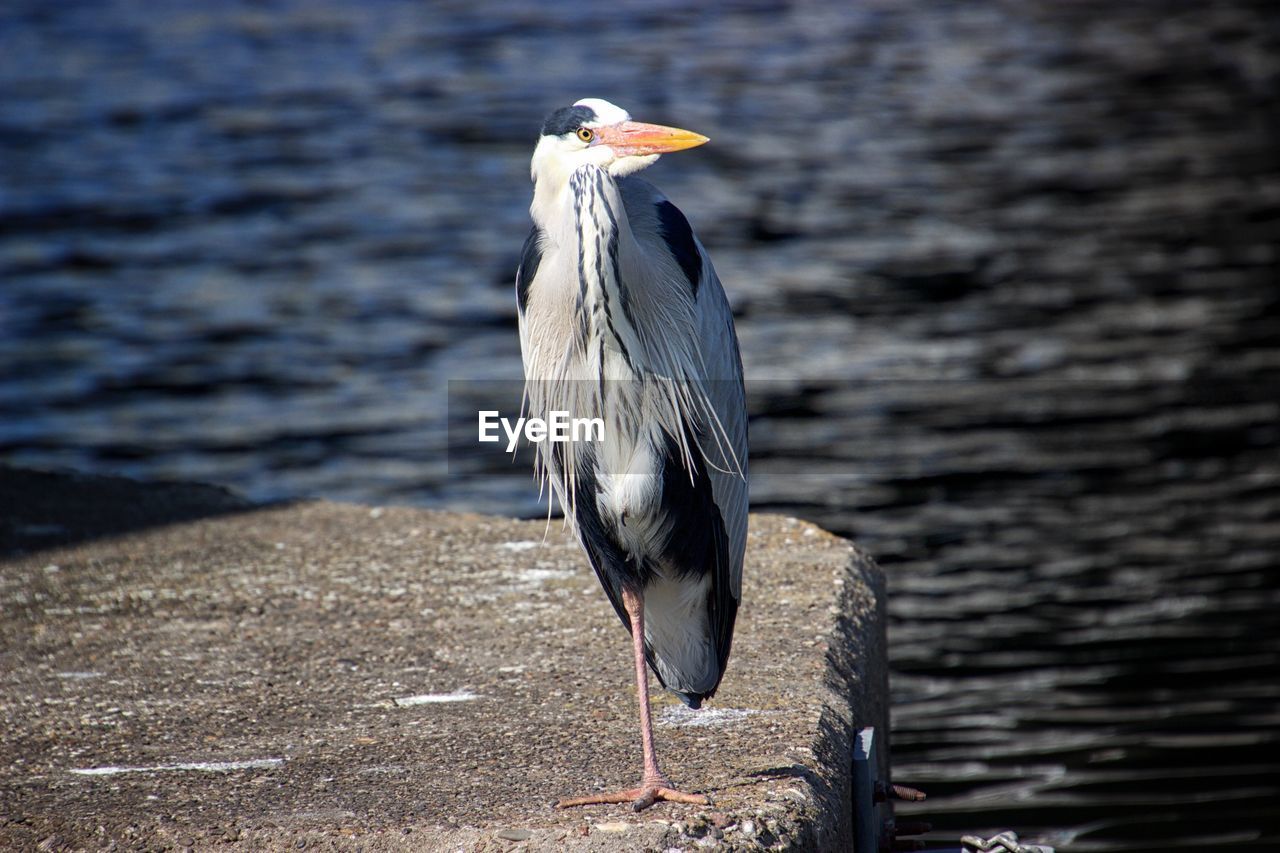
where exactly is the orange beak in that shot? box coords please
[594,121,709,156]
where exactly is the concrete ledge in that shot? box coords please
[1,470,888,850]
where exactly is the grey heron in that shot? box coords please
[516,98,747,811]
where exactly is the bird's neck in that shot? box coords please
[569,166,643,365]
[531,162,612,230]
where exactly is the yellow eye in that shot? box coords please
[576,127,594,143]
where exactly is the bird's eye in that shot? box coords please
[576,127,594,143]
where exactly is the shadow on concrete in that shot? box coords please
[749,764,823,785]
[0,465,264,557]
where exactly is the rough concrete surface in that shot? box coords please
[0,471,888,851]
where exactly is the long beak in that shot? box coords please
[597,121,709,156]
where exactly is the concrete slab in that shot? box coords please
[0,471,888,850]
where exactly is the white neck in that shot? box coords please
[529,137,659,231]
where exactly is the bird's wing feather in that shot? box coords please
[618,178,748,593]
[515,226,536,369]
[618,177,748,624]
[689,255,748,601]
[515,225,543,318]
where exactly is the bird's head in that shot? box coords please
[530,98,709,187]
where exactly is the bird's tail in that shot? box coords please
[641,573,724,706]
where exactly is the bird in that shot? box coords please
[515,98,747,811]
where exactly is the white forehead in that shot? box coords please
[574,98,630,126]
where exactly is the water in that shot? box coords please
[3,1,1278,849]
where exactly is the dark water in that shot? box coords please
[3,1,1278,849]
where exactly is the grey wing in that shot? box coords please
[618,177,749,603]
[678,219,748,688]
[515,225,542,358]
[690,248,748,601]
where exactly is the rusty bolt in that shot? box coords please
[874,782,928,803]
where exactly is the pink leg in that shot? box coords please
[555,587,710,811]
[627,586,668,789]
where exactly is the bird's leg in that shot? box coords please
[555,587,710,812]
[627,586,670,791]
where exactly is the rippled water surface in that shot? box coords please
[3,1,1278,849]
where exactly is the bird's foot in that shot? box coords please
[556,778,709,812]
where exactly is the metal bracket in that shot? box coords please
[852,727,931,852]
[851,727,1051,852]
[852,727,881,852]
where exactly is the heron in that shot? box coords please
[515,98,747,811]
